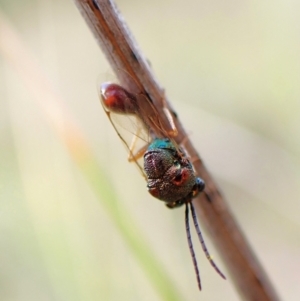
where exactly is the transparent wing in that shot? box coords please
[99,82,179,178]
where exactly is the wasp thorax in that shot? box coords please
[144,138,199,206]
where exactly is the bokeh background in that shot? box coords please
[1,0,299,300]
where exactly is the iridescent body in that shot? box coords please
[100,82,225,290]
[144,138,205,208]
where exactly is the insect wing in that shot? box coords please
[100,82,152,177]
[100,82,184,175]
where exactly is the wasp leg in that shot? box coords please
[160,90,178,138]
[128,143,149,162]
[127,124,149,163]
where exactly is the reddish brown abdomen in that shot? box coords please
[100,83,138,115]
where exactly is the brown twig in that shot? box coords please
[73,0,281,300]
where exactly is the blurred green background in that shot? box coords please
[0,0,299,300]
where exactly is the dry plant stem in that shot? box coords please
[74,0,281,300]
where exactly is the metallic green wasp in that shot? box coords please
[100,82,225,290]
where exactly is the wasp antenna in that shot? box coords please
[185,203,202,290]
[190,202,226,280]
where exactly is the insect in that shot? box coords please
[100,82,226,290]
